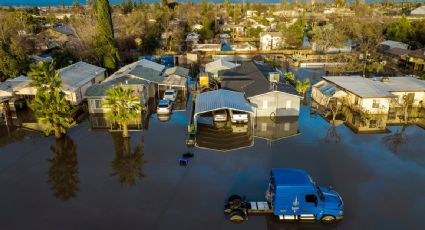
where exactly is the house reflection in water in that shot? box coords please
[313,101,425,134]
[253,116,300,141]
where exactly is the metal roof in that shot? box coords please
[128,66,165,84]
[205,59,240,73]
[136,59,165,72]
[194,89,253,116]
[85,75,150,97]
[322,76,396,98]
[271,168,313,187]
[163,66,189,78]
[58,61,106,91]
[0,76,32,97]
[380,77,425,92]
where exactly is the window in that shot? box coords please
[262,100,268,109]
[286,100,291,109]
[284,122,290,131]
[261,123,267,132]
[94,99,103,109]
[369,120,377,128]
[305,194,318,206]
[372,100,380,109]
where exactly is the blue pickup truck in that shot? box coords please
[224,168,344,224]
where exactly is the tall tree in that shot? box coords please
[28,62,73,138]
[104,85,143,138]
[96,0,119,71]
[385,15,411,44]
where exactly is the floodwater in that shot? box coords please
[1,68,425,230]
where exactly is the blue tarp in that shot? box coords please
[139,55,174,68]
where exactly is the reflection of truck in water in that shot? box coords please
[224,168,344,224]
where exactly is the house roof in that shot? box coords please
[411,6,425,15]
[85,75,149,97]
[408,48,425,59]
[128,66,165,84]
[205,59,240,73]
[52,24,73,36]
[0,76,32,97]
[380,40,409,50]
[136,59,166,72]
[260,32,282,37]
[322,76,396,98]
[379,77,425,92]
[385,48,411,57]
[220,61,300,98]
[163,66,189,78]
[194,89,253,116]
[58,61,105,91]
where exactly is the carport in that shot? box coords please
[193,89,253,131]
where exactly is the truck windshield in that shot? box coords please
[316,186,325,202]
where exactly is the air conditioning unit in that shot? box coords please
[269,72,280,83]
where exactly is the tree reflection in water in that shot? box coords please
[382,125,408,153]
[48,135,79,201]
[110,133,145,186]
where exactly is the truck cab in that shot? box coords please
[224,168,344,224]
[266,169,344,224]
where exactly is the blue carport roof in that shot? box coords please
[194,89,253,116]
[271,168,313,187]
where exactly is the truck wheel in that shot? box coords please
[229,209,246,223]
[320,215,336,224]
[228,195,242,209]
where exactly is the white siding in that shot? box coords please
[250,91,300,117]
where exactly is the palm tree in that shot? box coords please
[103,84,143,138]
[30,90,74,138]
[296,79,310,98]
[27,61,62,93]
[28,61,73,139]
[48,135,79,201]
[284,71,295,85]
[110,133,145,186]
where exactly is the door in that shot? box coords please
[301,193,320,218]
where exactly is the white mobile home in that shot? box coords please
[58,61,106,105]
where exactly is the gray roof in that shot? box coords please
[58,61,106,91]
[53,24,73,36]
[85,75,150,97]
[163,66,190,78]
[220,61,300,98]
[128,66,165,84]
[0,76,32,96]
[380,77,425,92]
[194,89,253,116]
[322,76,395,98]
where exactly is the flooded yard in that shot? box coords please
[1,68,425,230]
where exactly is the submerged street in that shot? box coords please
[1,69,425,230]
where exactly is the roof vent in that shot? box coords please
[381,76,390,82]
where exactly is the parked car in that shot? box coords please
[229,110,249,123]
[163,89,178,101]
[213,110,228,122]
[157,100,172,115]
